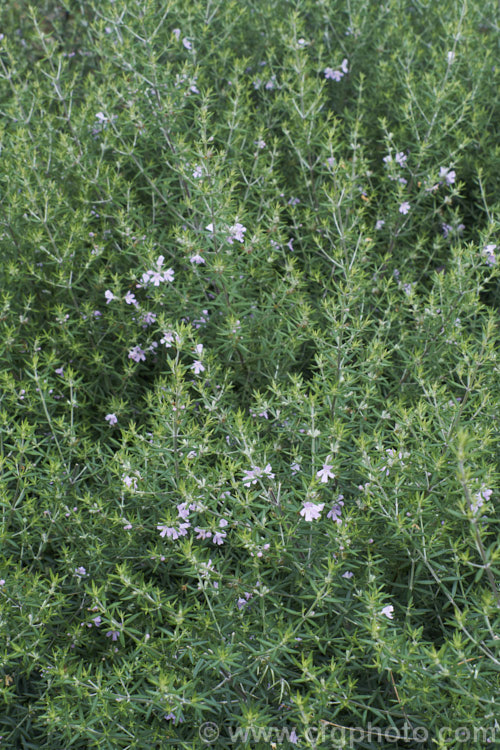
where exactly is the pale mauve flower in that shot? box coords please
[439,166,456,185]
[190,253,205,264]
[191,360,205,374]
[324,67,343,81]
[212,530,227,545]
[124,291,138,306]
[316,462,335,483]
[128,345,146,363]
[300,502,325,522]
[482,244,496,266]
[227,222,246,243]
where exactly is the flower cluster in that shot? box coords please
[324,58,349,81]
[470,485,492,515]
[140,255,174,287]
[482,244,496,266]
[383,151,407,167]
[242,463,275,485]
[206,221,247,244]
[128,345,146,363]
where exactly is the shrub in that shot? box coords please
[0,0,499,747]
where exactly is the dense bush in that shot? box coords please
[0,0,499,747]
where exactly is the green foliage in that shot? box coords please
[0,0,499,747]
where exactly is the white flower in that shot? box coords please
[104,290,115,303]
[300,502,325,522]
[105,413,118,426]
[381,605,394,619]
[399,201,410,215]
